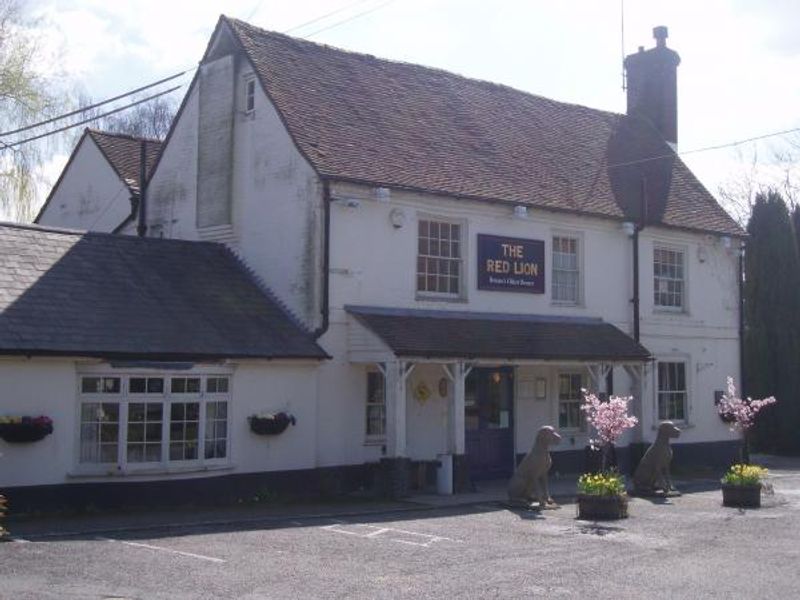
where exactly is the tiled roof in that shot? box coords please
[346,306,651,362]
[224,17,742,237]
[0,223,327,360]
[87,129,163,194]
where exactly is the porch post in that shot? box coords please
[381,360,413,498]
[443,361,472,493]
[385,360,412,457]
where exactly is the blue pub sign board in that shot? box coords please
[477,234,545,293]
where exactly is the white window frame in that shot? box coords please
[653,243,687,313]
[557,371,586,432]
[244,76,256,114]
[365,368,386,443]
[74,371,232,475]
[551,231,583,306]
[415,215,467,301]
[655,359,690,424]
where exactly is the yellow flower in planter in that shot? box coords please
[722,464,768,486]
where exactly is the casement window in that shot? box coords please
[552,235,580,304]
[244,77,256,113]
[657,362,687,421]
[78,374,230,470]
[653,246,685,310]
[558,373,585,431]
[417,218,463,297]
[365,370,386,439]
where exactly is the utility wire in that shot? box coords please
[0,1,396,148]
[3,85,181,149]
[607,126,800,171]
[0,71,187,138]
[303,0,395,38]
[284,0,373,34]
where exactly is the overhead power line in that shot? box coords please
[0,71,187,138]
[284,0,373,34]
[303,0,396,38]
[607,126,800,171]
[0,1,398,150]
[3,85,181,149]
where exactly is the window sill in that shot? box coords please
[415,293,467,304]
[363,438,386,447]
[653,307,687,316]
[551,301,584,308]
[67,462,236,479]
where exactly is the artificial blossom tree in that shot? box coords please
[581,390,638,472]
[717,376,776,463]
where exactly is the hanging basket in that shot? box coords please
[0,416,54,443]
[249,412,296,436]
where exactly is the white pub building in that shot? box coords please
[2,19,743,508]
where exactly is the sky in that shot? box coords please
[23,0,800,219]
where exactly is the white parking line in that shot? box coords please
[97,536,226,564]
[320,521,461,548]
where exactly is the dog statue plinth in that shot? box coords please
[507,426,562,509]
[633,421,681,497]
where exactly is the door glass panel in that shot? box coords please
[465,372,479,431]
[485,371,511,429]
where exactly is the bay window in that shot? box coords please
[78,374,230,470]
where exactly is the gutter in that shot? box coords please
[313,179,331,339]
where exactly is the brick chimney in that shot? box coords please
[624,26,681,147]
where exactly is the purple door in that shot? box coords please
[465,368,515,480]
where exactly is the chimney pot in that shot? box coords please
[638,46,645,53]
[653,25,668,47]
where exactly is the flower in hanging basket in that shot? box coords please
[248,412,296,436]
[0,415,54,443]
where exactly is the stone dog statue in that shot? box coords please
[633,421,681,496]
[508,426,562,509]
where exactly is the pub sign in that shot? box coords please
[477,234,545,293]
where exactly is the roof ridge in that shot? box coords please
[224,15,624,121]
[87,128,164,144]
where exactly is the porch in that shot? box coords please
[346,305,651,496]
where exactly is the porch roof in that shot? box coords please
[345,305,651,363]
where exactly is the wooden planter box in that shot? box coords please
[722,483,761,508]
[577,493,629,520]
[0,421,53,443]
[248,413,295,436]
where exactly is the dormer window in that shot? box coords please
[244,77,256,113]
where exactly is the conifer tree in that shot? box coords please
[744,190,800,452]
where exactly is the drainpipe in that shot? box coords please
[136,140,147,238]
[632,177,647,343]
[313,179,331,339]
[738,243,746,394]
[632,226,640,342]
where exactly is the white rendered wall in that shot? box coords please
[316,182,740,466]
[0,358,318,489]
[37,137,131,232]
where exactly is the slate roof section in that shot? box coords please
[346,306,651,362]
[222,17,742,237]
[87,129,163,194]
[0,223,327,360]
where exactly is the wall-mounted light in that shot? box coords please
[389,208,406,229]
[375,187,391,203]
[513,205,528,219]
[621,221,636,237]
[721,236,731,250]
[331,196,361,208]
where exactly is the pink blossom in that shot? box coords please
[581,389,638,450]
[717,376,776,433]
